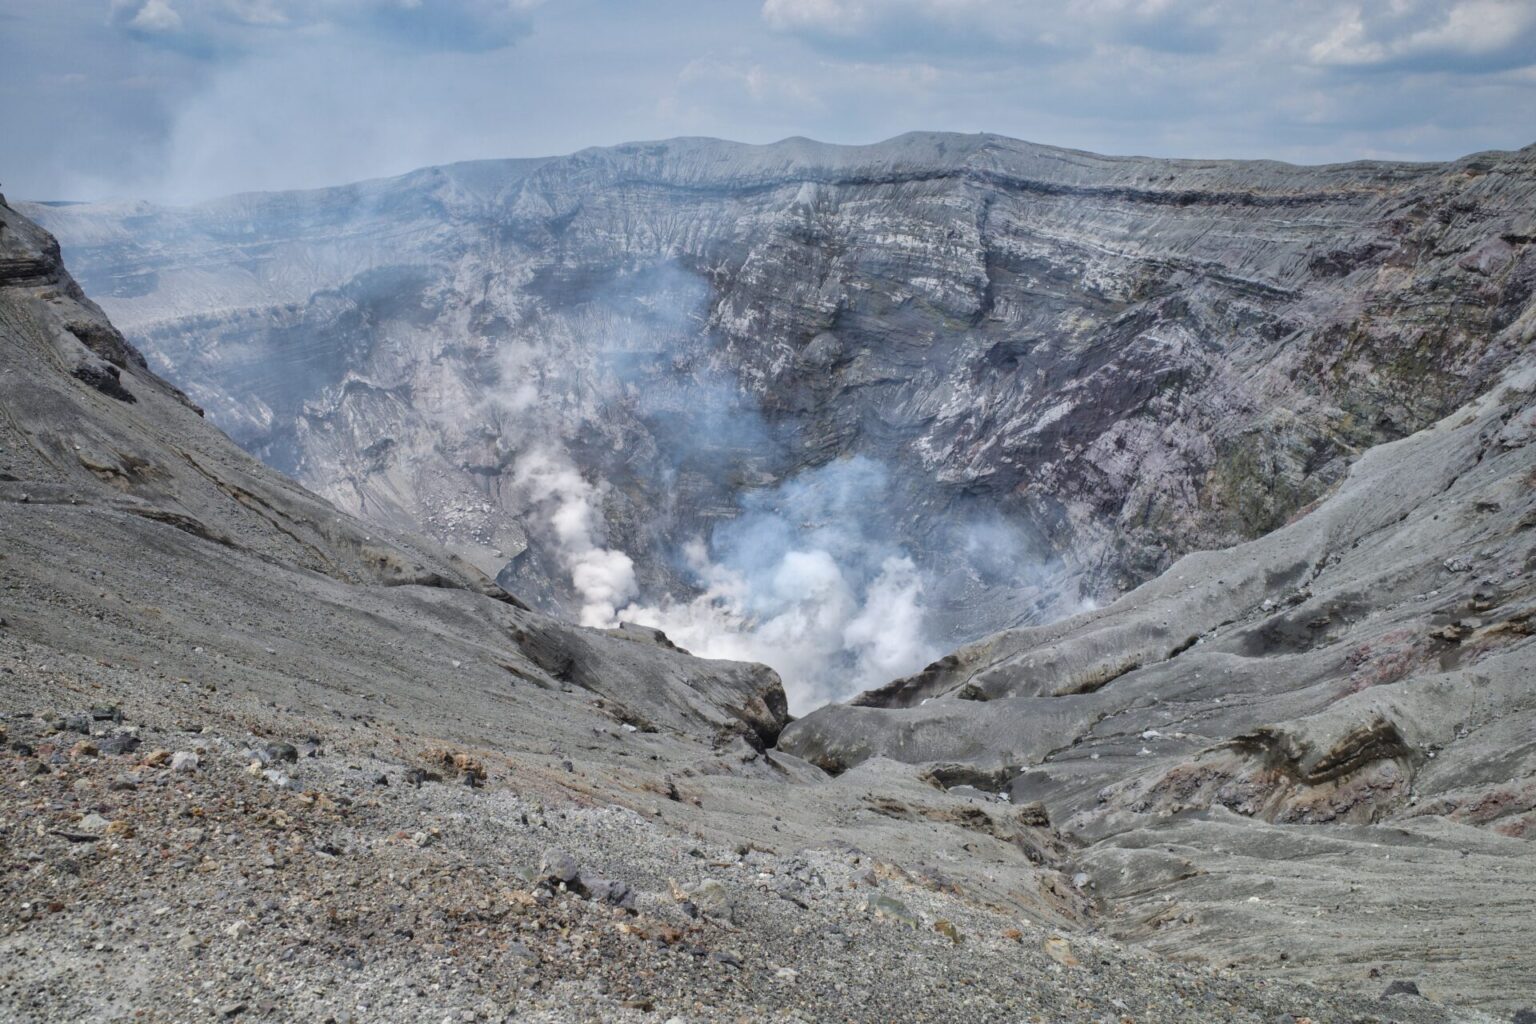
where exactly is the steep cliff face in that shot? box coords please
[24,134,1536,702]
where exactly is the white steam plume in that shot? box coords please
[616,458,944,713]
[511,446,637,627]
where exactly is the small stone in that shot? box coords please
[216,1002,247,1018]
[1381,980,1422,999]
[691,879,738,923]
[97,733,141,756]
[1511,1010,1536,1024]
[260,768,294,789]
[259,742,298,764]
[538,848,580,885]
[171,751,199,772]
[863,894,917,929]
[580,874,635,909]
[1043,935,1080,967]
[78,813,112,833]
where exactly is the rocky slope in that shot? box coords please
[25,134,1536,704]
[1,189,1533,1020]
[782,354,1536,1010]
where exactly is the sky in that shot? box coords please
[1,0,1534,203]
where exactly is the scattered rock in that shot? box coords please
[423,747,485,781]
[1381,980,1422,998]
[403,768,439,787]
[260,768,295,789]
[933,919,963,944]
[97,733,141,756]
[864,894,918,929]
[258,741,298,764]
[109,772,141,791]
[579,874,635,910]
[538,848,581,885]
[170,751,199,772]
[1043,935,1080,967]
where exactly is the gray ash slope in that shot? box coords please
[25,134,1536,676]
[782,354,1536,1010]
[2,193,1518,1023]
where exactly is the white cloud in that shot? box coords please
[219,0,293,27]
[1309,1,1536,68]
[112,0,185,34]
